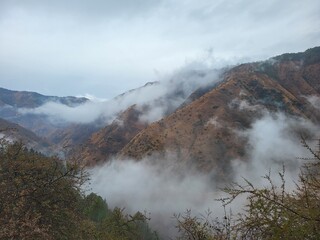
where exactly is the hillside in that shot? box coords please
[118,47,320,173]
[76,105,148,165]
[0,88,89,138]
[1,48,319,171]
[74,69,222,164]
[0,87,88,108]
[0,117,50,153]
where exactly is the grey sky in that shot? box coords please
[0,0,319,98]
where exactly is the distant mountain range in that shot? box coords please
[0,117,51,153]
[0,88,90,154]
[0,87,88,108]
[0,47,319,174]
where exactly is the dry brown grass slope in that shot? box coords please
[119,47,320,172]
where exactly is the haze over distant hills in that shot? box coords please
[0,87,88,108]
[0,117,50,151]
[0,47,319,175]
[76,47,320,174]
[1,46,320,238]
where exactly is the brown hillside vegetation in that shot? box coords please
[0,117,50,152]
[119,47,320,173]
[78,105,148,165]
[0,87,88,108]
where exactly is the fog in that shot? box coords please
[0,1,319,238]
[233,112,319,187]
[88,111,319,238]
[18,60,223,125]
[307,95,320,110]
[88,157,221,237]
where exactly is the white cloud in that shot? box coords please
[306,95,320,110]
[18,101,106,124]
[87,111,320,237]
[138,105,166,123]
[77,94,108,103]
[88,157,221,238]
[205,116,221,128]
[17,61,221,124]
[233,112,320,186]
[229,98,262,111]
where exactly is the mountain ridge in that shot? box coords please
[116,47,320,172]
[0,87,89,108]
[0,117,51,153]
[0,47,319,171]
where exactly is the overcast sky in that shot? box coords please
[0,0,319,98]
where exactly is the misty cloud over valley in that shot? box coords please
[0,1,320,239]
[1,46,320,238]
[88,111,319,237]
[1,47,320,238]
[17,63,222,124]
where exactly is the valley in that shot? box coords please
[1,47,320,238]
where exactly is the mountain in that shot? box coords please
[0,87,88,108]
[116,47,320,173]
[0,117,51,153]
[72,69,222,164]
[0,88,98,157]
[75,105,148,165]
[73,47,320,168]
[1,47,319,172]
[0,87,89,137]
